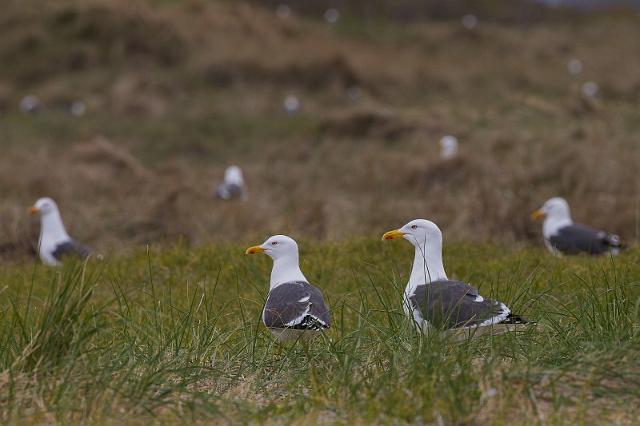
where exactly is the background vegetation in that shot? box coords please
[1,0,640,261]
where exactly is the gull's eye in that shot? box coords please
[410,225,418,230]
[271,241,278,245]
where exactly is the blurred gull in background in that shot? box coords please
[283,95,300,115]
[582,81,599,97]
[20,95,44,114]
[324,8,340,24]
[462,14,479,30]
[567,58,583,75]
[69,100,86,117]
[346,86,362,102]
[439,135,459,160]
[275,4,291,19]
[28,197,93,266]
[215,165,248,201]
[531,197,622,256]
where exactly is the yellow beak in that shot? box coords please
[531,210,545,221]
[28,206,39,215]
[382,229,406,241]
[245,245,265,254]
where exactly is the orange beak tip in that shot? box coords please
[28,206,39,215]
[531,210,545,221]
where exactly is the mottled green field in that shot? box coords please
[1,241,639,424]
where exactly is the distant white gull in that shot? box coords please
[275,4,291,19]
[69,100,86,117]
[582,81,599,98]
[532,197,622,256]
[283,95,300,115]
[462,14,478,30]
[383,219,528,335]
[567,58,583,75]
[214,165,247,201]
[29,197,91,266]
[20,95,44,114]
[246,235,331,342]
[439,135,459,160]
[324,8,340,24]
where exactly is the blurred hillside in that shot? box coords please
[1,0,640,260]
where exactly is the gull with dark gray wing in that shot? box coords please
[246,235,330,342]
[532,197,622,256]
[29,197,93,266]
[214,165,248,201]
[383,219,529,335]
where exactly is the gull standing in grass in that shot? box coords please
[532,197,622,256]
[29,197,92,266]
[382,219,528,335]
[214,165,248,201]
[246,235,331,342]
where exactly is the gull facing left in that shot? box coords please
[246,235,331,342]
[383,219,528,335]
[29,197,92,266]
[214,165,247,201]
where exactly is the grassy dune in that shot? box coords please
[1,242,639,424]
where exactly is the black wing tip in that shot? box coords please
[292,315,330,330]
[500,313,533,325]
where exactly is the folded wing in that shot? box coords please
[549,224,621,255]
[409,280,509,329]
[263,281,331,330]
[52,240,92,262]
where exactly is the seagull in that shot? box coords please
[531,197,622,256]
[214,165,247,201]
[382,219,529,335]
[439,135,459,160]
[29,197,92,266]
[20,95,44,114]
[324,8,340,24]
[245,235,331,342]
[283,95,300,115]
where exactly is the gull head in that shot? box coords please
[246,235,299,261]
[382,219,443,249]
[224,165,244,186]
[532,197,571,222]
[29,197,59,217]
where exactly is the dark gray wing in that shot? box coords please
[409,280,507,329]
[549,224,621,255]
[263,281,331,330]
[51,240,91,262]
[215,183,243,200]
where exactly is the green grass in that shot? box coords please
[1,241,639,424]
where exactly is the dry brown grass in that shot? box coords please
[1,0,640,260]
